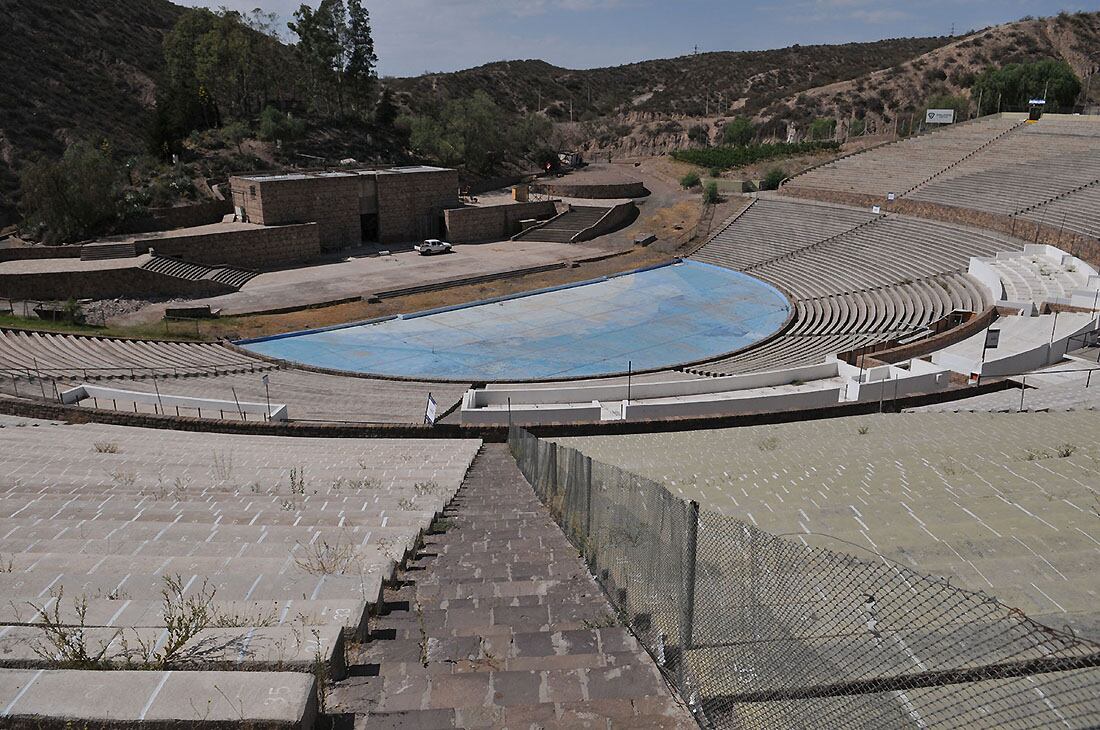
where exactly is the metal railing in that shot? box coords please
[509,426,1100,729]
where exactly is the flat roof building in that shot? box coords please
[230,166,460,249]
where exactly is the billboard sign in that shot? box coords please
[926,109,956,124]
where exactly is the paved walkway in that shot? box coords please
[330,444,695,729]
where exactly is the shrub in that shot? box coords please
[687,124,709,145]
[761,168,786,191]
[722,116,755,146]
[258,106,306,143]
[702,181,720,204]
[808,118,837,141]
[680,171,701,189]
[709,167,722,179]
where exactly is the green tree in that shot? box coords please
[680,172,701,189]
[702,181,720,204]
[374,86,399,127]
[808,118,837,141]
[722,117,755,146]
[345,0,378,112]
[401,91,551,174]
[971,60,1081,114]
[20,142,124,244]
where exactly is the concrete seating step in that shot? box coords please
[0,668,317,728]
[0,598,369,640]
[0,624,346,678]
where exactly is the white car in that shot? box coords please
[415,239,453,255]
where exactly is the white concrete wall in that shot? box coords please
[622,387,843,420]
[469,362,842,407]
[968,257,1006,302]
[62,384,288,421]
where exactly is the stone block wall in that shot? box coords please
[231,175,360,250]
[444,201,558,243]
[377,169,460,243]
[573,202,637,243]
[531,180,649,199]
[137,224,320,269]
[0,246,83,263]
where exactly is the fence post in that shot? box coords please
[680,500,700,678]
[584,455,593,542]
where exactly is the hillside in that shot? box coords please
[1,3,1098,229]
[0,0,186,227]
[389,37,954,122]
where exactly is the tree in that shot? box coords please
[702,181,720,204]
[288,0,377,118]
[722,117,755,146]
[20,142,124,244]
[374,86,399,127]
[761,167,786,191]
[680,172,701,189]
[808,118,837,141]
[258,106,307,144]
[400,91,551,174]
[345,0,378,112]
[971,60,1081,114]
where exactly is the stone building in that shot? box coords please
[230,166,460,249]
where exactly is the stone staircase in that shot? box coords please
[79,240,138,261]
[329,444,695,729]
[141,254,260,289]
[513,206,610,243]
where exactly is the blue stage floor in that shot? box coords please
[240,261,791,381]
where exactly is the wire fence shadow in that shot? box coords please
[509,426,1100,729]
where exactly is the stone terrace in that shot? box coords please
[0,422,481,728]
[330,444,695,729]
[557,412,1100,639]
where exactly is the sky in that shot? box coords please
[177,0,1098,77]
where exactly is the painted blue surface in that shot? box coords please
[239,261,791,380]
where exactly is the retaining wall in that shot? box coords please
[137,223,320,269]
[531,180,649,199]
[573,202,637,243]
[444,202,558,243]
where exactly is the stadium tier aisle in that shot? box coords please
[556,412,1100,640]
[0,423,481,728]
[329,444,696,729]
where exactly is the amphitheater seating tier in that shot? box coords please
[0,421,481,727]
[554,411,1100,640]
[688,199,1008,375]
[0,329,272,379]
[788,115,1025,196]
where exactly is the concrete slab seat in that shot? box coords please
[0,598,369,641]
[0,668,317,728]
[0,503,437,528]
[0,625,346,678]
[0,329,266,379]
[0,569,383,606]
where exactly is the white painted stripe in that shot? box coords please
[2,668,44,716]
[243,575,263,601]
[105,600,132,628]
[138,672,173,721]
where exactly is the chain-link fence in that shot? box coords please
[509,426,1100,729]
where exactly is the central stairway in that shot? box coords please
[513,206,609,243]
[329,444,695,729]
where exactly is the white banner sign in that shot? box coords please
[926,109,956,124]
[424,394,438,426]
